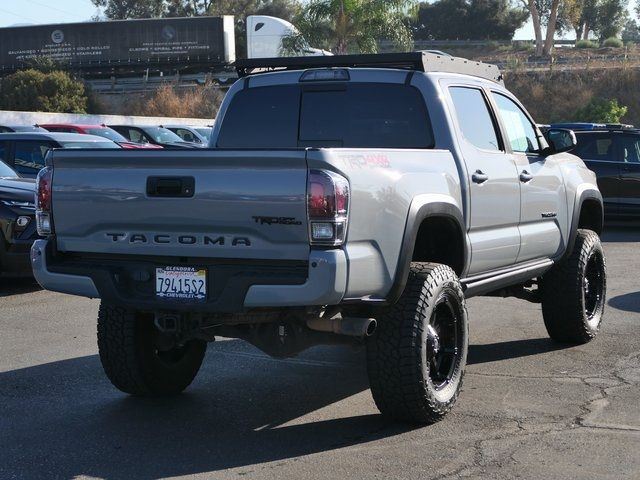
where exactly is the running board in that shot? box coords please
[461,259,554,298]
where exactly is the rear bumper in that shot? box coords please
[31,240,99,297]
[30,239,347,309]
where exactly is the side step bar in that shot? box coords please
[461,259,553,298]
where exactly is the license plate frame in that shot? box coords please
[155,266,207,302]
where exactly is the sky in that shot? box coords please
[0,0,99,27]
[0,0,637,41]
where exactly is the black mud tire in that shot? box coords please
[366,263,468,424]
[541,229,606,344]
[97,302,207,396]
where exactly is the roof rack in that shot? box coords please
[235,51,503,85]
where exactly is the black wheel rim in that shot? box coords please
[584,250,605,323]
[427,291,463,390]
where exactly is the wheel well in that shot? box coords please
[578,199,603,235]
[412,216,465,276]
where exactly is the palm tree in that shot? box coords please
[295,0,416,54]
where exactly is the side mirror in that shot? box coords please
[544,128,577,154]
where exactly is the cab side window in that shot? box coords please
[13,140,53,175]
[492,93,540,154]
[573,133,615,162]
[128,129,145,143]
[449,87,501,152]
[177,129,199,143]
[620,136,640,163]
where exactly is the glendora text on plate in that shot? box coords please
[156,266,207,301]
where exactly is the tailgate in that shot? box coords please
[50,149,310,260]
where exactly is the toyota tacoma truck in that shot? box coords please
[31,52,606,423]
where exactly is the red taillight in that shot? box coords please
[307,169,349,245]
[36,166,54,235]
[36,167,52,211]
[308,172,334,218]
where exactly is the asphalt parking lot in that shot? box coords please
[1,228,639,480]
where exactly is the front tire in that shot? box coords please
[541,229,606,344]
[97,303,207,396]
[366,263,468,424]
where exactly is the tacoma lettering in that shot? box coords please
[105,233,251,246]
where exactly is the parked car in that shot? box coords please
[0,125,47,133]
[549,123,640,218]
[0,160,38,277]
[39,124,162,149]
[0,132,120,178]
[32,52,605,423]
[109,125,201,148]
[162,125,212,146]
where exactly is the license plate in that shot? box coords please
[155,266,207,301]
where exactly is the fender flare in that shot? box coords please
[385,197,467,305]
[563,187,603,260]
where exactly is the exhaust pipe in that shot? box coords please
[306,316,377,338]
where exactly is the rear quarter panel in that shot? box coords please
[308,148,462,299]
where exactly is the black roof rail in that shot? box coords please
[235,51,504,85]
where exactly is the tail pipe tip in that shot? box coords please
[306,316,377,338]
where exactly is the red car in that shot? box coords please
[39,124,162,149]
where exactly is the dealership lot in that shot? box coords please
[1,228,639,480]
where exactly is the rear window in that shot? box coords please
[86,128,127,142]
[217,83,433,149]
[60,141,118,149]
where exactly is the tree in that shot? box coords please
[294,0,415,54]
[98,0,300,21]
[254,0,302,22]
[523,0,580,55]
[622,18,640,42]
[413,0,528,40]
[593,0,627,41]
[91,0,165,19]
[0,69,87,113]
[574,98,627,123]
[570,0,599,40]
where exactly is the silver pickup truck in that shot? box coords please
[32,52,606,423]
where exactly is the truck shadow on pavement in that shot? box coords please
[0,334,575,479]
[0,278,41,297]
[0,340,416,479]
[467,337,565,365]
[608,292,640,313]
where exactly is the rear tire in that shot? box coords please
[541,229,606,344]
[366,263,468,424]
[97,302,207,396]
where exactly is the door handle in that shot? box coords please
[519,170,533,183]
[472,170,489,184]
[147,176,195,197]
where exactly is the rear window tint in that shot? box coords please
[217,85,300,148]
[217,83,433,149]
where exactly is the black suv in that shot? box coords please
[551,123,640,218]
[0,160,38,277]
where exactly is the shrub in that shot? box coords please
[126,83,225,118]
[513,42,534,52]
[575,40,599,49]
[0,69,87,113]
[602,37,623,48]
[574,98,628,123]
